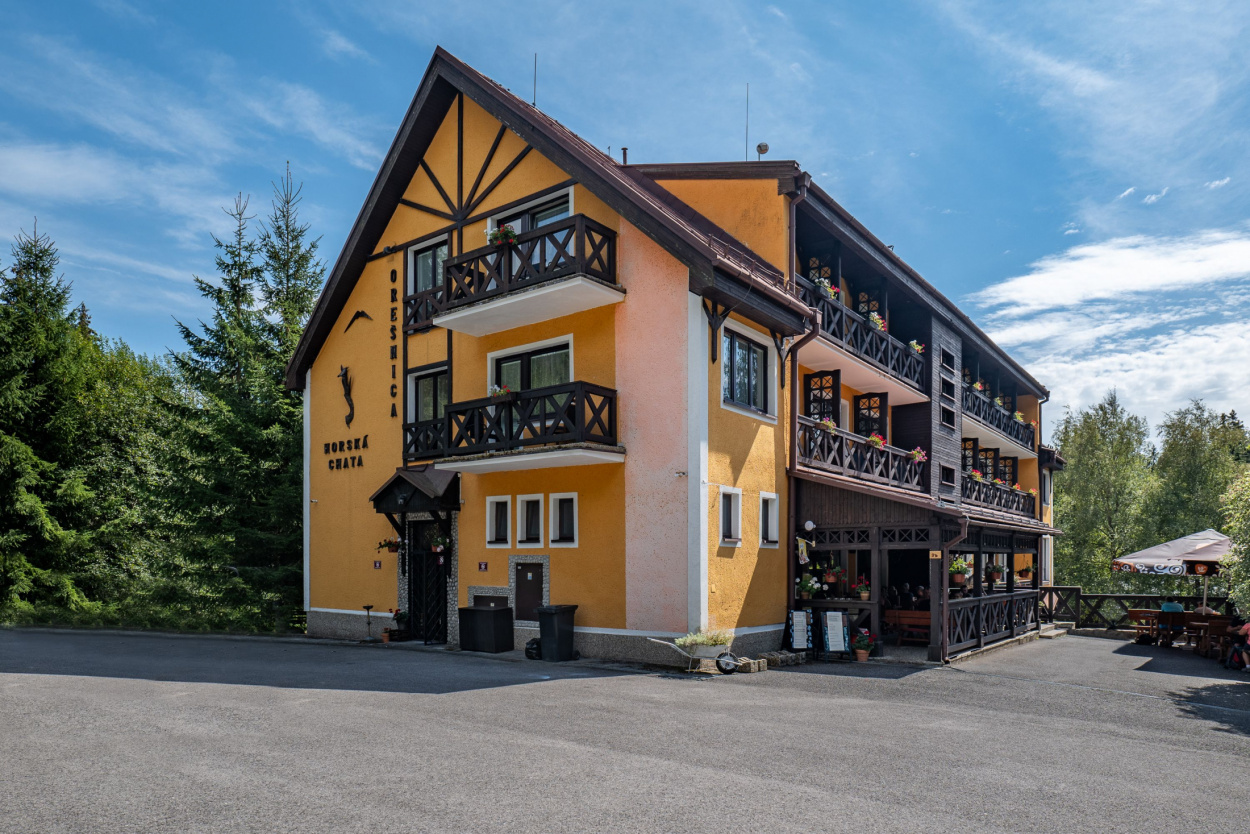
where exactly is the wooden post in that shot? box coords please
[869,526,882,656]
[973,540,985,649]
[928,524,943,663]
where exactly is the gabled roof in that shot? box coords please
[286,47,807,390]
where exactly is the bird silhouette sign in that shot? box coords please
[338,365,355,428]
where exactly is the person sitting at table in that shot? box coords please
[1194,602,1217,616]
[1157,597,1186,647]
[1224,618,1249,671]
[913,586,931,611]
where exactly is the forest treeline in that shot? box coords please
[0,169,322,631]
[1053,391,1250,611]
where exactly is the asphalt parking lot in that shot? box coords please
[1,629,1246,833]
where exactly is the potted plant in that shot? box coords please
[1018,567,1033,581]
[908,340,925,354]
[675,629,733,659]
[868,311,886,331]
[993,396,1003,407]
[812,276,838,299]
[430,532,449,553]
[849,629,875,662]
[377,536,400,553]
[986,564,1004,582]
[973,380,985,392]
[1013,410,1025,423]
[391,608,410,639]
[487,223,518,245]
[908,447,927,462]
[487,383,515,403]
[970,469,984,482]
[817,417,837,433]
[851,576,871,601]
[950,557,970,585]
[1028,487,1038,497]
[796,575,824,600]
[823,565,847,587]
[866,432,886,450]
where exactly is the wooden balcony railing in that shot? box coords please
[961,474,1036,516]
[796,416,927,492]
[947,589,1039,654]
[404,214,616,331]
[403,381,617,461]
[1039,587,1234,628]
[961,385,1035,449]
[796,278,926,392]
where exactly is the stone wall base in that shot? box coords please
[506,627,784,666]
[307,609,396,641]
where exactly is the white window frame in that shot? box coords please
[517,493,544,547]
[487,186,576,234]
[719,319,778,424]
[759,492,780,548]
[486,334,575,392]
[548,492,579,548]
[840,399,851,433]
[719,486,742,546]
[406,234,449,297]
[485,495,512,549]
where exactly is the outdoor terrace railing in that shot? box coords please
[1039,587,1233,628]
[404,215,616,331]
[962,384,1036,449]
[947,589,1039,654]
[796,278,926,392]
[403,381,617,461]
[961,474,1036,517]
[796,416,928,492]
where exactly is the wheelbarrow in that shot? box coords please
[647,638,741,674]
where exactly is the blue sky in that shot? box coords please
[2,1,1249,431]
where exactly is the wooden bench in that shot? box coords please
[884,610,931,646]
[1127,608,1157,640]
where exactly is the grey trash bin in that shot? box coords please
[535,604,578,661]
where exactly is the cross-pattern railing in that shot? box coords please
[962,385,1035,449]
[796,278,926,392]
[403,381,617,461]
[947,590,1039,654]
[961,475,1036,516]
[403,215,616,331]
[1038,587,1233,628]
[797,416,927,492]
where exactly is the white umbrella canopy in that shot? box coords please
[1111,529,1232,608]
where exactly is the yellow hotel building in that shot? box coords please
[287,48,1062,663]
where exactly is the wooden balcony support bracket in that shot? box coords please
[702,299,732,364]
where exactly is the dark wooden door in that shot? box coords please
[853,393,888,439]
[514,562,543,622]
[805,371,841,424]
[407,521,448,644]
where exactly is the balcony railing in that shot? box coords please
[947,590,1039,654]
[961,474,1036,517]
[796,416,927,492]
[796,278,927,392]
[404,215,617,331]
[403,381,618,461]
[961,385,1035,449]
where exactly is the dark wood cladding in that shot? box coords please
[404,381,617,461]
[929,317,962,499]
[797,480,936,528]
[404,214,616,331]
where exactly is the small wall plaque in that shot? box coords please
[373,560,382,569]
[478,561,488,572]
[929,550,943,560]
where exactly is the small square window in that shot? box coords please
[940,378,956,400]
[720,487,742,545]
[941,406,957,428]
[940,349,956,371]
[760,493,780,548]
[518,494,543,545]
[486,496,511,548]
[940,466,956,486]
[549,493,578,547]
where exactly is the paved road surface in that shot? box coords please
[2,629,1246,833]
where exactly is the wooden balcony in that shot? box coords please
[961,384,1036,450]
[961,474,1036,517]
[405,215,621,336]
[796,416,927,492]
[796,278,926,394]
[403,381,621,473]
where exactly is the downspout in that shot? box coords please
[786,176,817,604]
[940,516,970,662]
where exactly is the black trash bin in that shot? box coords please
[458,605,514,653]
[535,604,578,661]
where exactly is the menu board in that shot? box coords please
[823,611,847,653]
[789,609,811,650]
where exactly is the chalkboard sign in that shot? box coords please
[789,609,811,650]
[823,611,847,653]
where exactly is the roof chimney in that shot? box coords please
[621,147,628,165]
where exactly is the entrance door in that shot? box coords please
[407,520,448,644]
[514,562,544,622]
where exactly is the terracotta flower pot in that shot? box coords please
[800,591,811,600]
[859,592,870,601]
[951,573,966,585]
[381,629,391,644]
[386,545,399,553]
[853,649,869,662]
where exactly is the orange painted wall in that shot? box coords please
[650,178,790,273]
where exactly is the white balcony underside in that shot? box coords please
[795,336,927,405]
[432,275,625,337]
[962,416,1036,459]
[433,446,625,474]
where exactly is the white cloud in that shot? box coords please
[1142,187,1169,205]
[1205,177,1231,189]
[320,29,373,63]
[1116,187,1136,199]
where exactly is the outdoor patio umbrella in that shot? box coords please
[1111,529,1231,607]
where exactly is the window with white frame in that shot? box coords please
[518,494,544,546]
[486,496,511,548]
[720,487,742,545]
[760,492,779,547]
[721,328,770,414]
[549,493,578,547]
[407,239,448,296]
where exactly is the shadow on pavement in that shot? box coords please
[0,629,630,695]
[1174,680,1250,736]
[771,660,931,680]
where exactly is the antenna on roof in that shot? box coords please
[533,53,537,106]
[744,83,749,162]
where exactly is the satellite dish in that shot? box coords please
[756,142,770,156]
